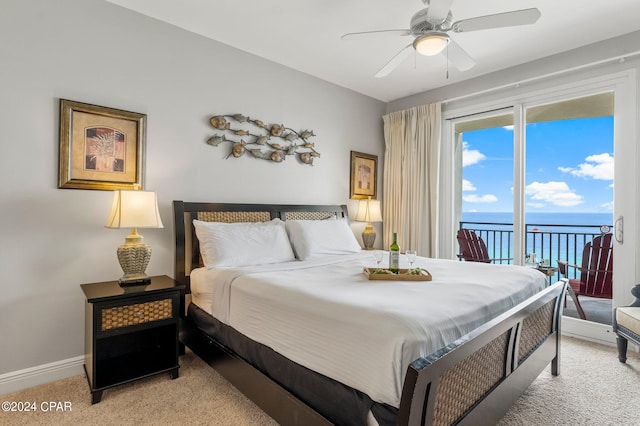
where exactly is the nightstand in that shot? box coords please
[81,275,184,403]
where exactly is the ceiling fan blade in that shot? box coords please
[424,0,454,23]
[445,38,475,71]
[375,44,414,78]
[340,29,410,40]
[452,8,541,33]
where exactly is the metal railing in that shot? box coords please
[459,221,611,283]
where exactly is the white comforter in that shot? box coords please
[190,252,546,408]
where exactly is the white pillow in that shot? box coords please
[285,219,362,260]
[193,218,295,268]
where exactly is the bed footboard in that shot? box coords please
[398,280,566,426]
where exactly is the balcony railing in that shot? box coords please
[459,221,612,283]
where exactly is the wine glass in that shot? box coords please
[372,250,384,268]
[406,250,417,269]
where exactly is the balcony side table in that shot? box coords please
[536,266,559,286]
[81,275,184,403]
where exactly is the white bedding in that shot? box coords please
[190,252,546,408]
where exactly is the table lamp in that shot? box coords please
[354,197,383,250]
[105,190,163,285]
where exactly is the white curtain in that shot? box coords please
[382,103,441,257]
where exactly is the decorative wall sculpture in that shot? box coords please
[207,114,320,165]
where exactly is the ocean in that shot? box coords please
[460,212,614,277]
[461,212,614,229]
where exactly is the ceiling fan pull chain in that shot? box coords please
[446,44,449,79]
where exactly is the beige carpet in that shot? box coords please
[498,336,640,426]
[1,337,638,426]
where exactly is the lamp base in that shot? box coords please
[362,224,376,250]
[116,230,152,287]
[119,275,152,286]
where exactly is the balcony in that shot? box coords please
[459,220,613,325]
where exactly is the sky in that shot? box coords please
[462,116,614,213]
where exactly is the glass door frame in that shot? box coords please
[440,70,637,344]
[450,107,516,264]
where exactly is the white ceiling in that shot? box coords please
[106,0,640,102]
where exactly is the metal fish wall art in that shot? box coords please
[207,114,320,165]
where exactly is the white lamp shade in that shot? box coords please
[354,199,383,223]
[413,32,449,56]
[105,190,164,229]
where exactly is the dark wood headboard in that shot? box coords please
[172,201,349,291]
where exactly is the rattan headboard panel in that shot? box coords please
[197,211,271,223]
[284,211,337,220]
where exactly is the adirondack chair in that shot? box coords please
[456,228,512,263]
[558,233,613,320]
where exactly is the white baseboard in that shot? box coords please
[561,316,617,346]
[0,356,85,396]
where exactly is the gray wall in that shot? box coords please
[0,0,385,377]
[4,0,637,387]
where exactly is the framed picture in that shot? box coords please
[350,151,377,199]
[58,99,146,190]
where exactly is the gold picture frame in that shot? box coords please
[58,99,146,190]
[350,151,377,199]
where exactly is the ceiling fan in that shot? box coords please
[341,0,541,78]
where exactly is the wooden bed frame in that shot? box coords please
[173,200,567,426]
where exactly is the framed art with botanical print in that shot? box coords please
[58,99,146,190]
[350,150,377,199]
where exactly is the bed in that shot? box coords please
[173,201,567,426]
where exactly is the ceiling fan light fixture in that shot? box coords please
[413,32,450,56]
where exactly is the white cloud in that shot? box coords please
[558,153,614,180]
[525,181,584,207]
[462,142,486,167]
[463,194,498,203]
[503,125,514,131]
[600,201,614,211]
[462,179,476,191]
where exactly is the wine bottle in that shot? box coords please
[389,232,400,273]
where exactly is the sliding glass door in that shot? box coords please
[444,72,636,343]
[524,93,614,325]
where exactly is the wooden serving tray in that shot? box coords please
[363,267,432,281]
